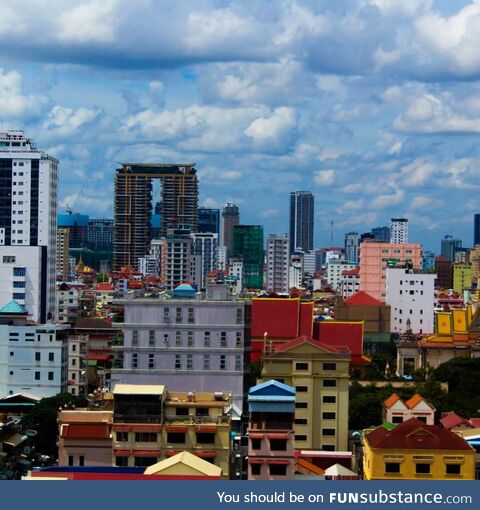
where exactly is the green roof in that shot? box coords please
[0,300,27,314]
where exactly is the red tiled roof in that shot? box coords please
[341,268,359,276]
[86,353,110,362]
[344,291,383,306]
[469,418,480,427]
[95,283,114,291]
[406,393,430,409]
[366,418,473,450]
[61,424,110,440]
[314,321,363,356]
[440,412,472,430]
[383,393,401,409]
[251,298,300,338]
[128,280,143,289]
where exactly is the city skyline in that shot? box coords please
[1,1,480,251]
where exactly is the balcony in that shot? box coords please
[113,414,163,424]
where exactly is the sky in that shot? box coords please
[1,0,480,252]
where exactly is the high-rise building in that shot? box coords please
[221,203,239,259]
[344,232,360,264]
[58,212,89,248]
[441,235,462,263]
[435,256,453,290]
[0,130,58,322]
[88,218,114,247]
[114,163,198,271]
[191,232,219,288]
[289,191,314,253]
[474,214,480,247]
[390,218,408,244]
[159,225,193,290]
[56,227,70,281]
[266,234,289,293]
[198,207,220,235]
[232,225,264,289]
[372,226,390,242]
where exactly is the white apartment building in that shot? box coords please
[266,234,289,293]
[386,268,436,334]
[340,268,360,299]
[191,232,219,288]
[56,283,80,324]
[0,130,59,322]
[327,260,357,292]
[390,218,408,244]
[67,335,88,397]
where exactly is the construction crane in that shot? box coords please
[64,176,90,214]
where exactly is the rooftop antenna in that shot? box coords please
[330,220,334,244]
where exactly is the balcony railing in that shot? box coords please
[113,414,163,424]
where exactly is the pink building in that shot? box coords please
[359,242,422,301]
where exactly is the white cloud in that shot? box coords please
[42,105,102,139]
[314,169,335,186]
[0,68,47,119]
[400,159,436,187]
[259,208,280,219]
[371,188,404,209]
[244,107,297,145]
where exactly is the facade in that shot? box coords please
[359,242,422,301]
[474,214,480,247]
[0,130,58,323]
[386,268,436,334]
[0,301,68,398]
[111,284,246,410]
[289,253,303,289]
[344,232,360,264]
[289,191,314,253]
[340,268,360,299]
[67,334,88,396]
[371,226,390,242]
[232,225,264,289]
[56,283,80,324]
[363,418,475,480]
[113,163,198,271]
[422,250,435,270]
[56,227,70,281]
[58,213,89,248]
[159,225,192,290]
[435,256,453,290]
[327,260,357,292]
[88,218,114,247]
[261,336,350,452]
[266,234,289,293]
[390,218,408,244]
[221,203,239,259]
[453,263,472,294]
[112,384,231,476]
[191,232,219,289]
[247,380,296,480]
[198,208,220,235]
[441,235,462,263]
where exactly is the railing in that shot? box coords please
[249,422,292,431]
[113,414,163,424]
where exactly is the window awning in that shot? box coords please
[3,433,27,447]
[113,425,132,432]
[266,433,290,439]
[132,450,161,457]
[266,459,290,465]
[195,426,217,433]
[113,449,131,456]
[195,451,217,458]
[165,425,188,433]
[132,425,161,433]
[248,458,264,464]
[248,433,264,439]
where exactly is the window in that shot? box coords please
[13,281,25,288]
[196,432,215,444]
[196,407,209,417]
[295,418,308,425]
[251,464,261,475]
[295,402,308,409]
[187,307,194,324]
[187,331,194,347]
[384,462,401,474]
[187,354,193,370]
[132,330,138,346]
[204,331,211,347]
[391,416,403,424]
[235,332,242,347]
[322,428,336,436]
[35,371,40,381]
[35,352,41,361]
[115,456,129,467]
[175,354,182,370]
[416,463,430,474]
[48,352,54,361]
[235,355,242,371]
[148,353,155,369]
[163,307,170,321]
[446,464,461,475]
[270,439,287,451]
[322,412,336,420]
[48,372,54,381]
[323,379,336,387]
[148,330,155,346]
[251,438,262,450]
[134,432,157,442]
[134,457,157,467]
[295,386,308,392]
[176,307,182,323]
[220,331,227,347]
[295,362,309,371]
[2,255,15,263]
[322,444,335,451]
[220,355,226,370]
[236,308,242,324]
[175,331,182,346]
[116,432,128,442]
[294,435,307,441]
[131,353,138,369]
[68,455,74,467]
[269,464,287,476]
[203,355,210,370]
[167,432,185,444]
[323,362,336,370]
[13,293,25,300]
[163,334,169,345]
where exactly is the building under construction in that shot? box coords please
[113,163,198,271]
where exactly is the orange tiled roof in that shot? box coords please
[383,393,401,409]
[406,393,424,409]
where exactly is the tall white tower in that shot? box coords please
[390,218,408,244]
[266,234,290,293]
[0,130,58,322]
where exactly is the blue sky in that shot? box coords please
[1,0,480,252]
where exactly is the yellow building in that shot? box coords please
[261,335,350,451]
[363,417,475,480]
[111,384,232,477]
[453,263,473,294]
